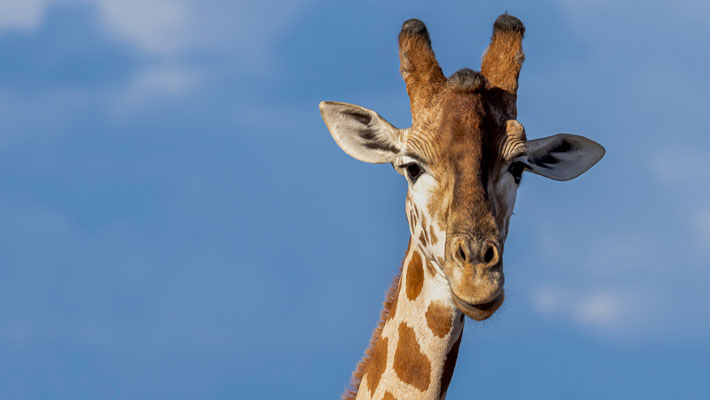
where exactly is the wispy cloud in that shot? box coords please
[110,64,196,114]
[0,0,313,115]
[0,0,311,59]
[530,219,710,339]
[534,286,650,337]
[0,0,195,56]
[95,0,191,56]
[0,0,50,32]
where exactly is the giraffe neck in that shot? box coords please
[347,241,465,400]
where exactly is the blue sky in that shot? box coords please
[1,1,709,399]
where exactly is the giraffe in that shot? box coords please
[319,14,605,400]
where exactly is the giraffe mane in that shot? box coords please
[342,240,410,400]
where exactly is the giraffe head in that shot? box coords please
[320,16,604,322]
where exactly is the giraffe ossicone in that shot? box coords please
[320,14,605,400]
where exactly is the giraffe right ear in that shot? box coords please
[319,101,401,164]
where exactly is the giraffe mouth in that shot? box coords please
[468,297,499,310]
[452,290,504,321]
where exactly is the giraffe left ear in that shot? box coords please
[319,101,401,164]
[525,134,605,181]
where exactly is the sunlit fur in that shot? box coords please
[321,14,605,400]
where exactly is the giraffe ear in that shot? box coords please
[525,134,605,181]
[319,101,401,164]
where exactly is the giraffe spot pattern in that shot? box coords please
[425,301,453,338]
[365,336,389,396]
[420,215,430,244]
[429,225,438,245]
[382,392,397,400]
[394,322,431,392]
[406,251,424,300]
[418,231,428,247]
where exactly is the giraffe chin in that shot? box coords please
[452,291,505,321]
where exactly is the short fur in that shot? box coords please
[448,68,485,91]
[321,13,605,400]
[393,322,432,392]
[398,20,447,120]
[481,14,526,119]
[342,241,410,400]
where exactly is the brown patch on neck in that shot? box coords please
[406,250,424,300]
[425,301,453,338]
[365,336,388,396]
[394,322,432,392]
[439,329,463,398]
[342,240,411,400]
[383,392,397,400]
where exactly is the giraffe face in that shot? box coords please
[396,84,527,320]
[319,17,605,321]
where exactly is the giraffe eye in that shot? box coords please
[404,163,423,183]
[508,161,527,184]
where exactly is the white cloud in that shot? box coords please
[0,0,313,114]
[0,0,50,32]
[95,0,190,56]
[109,64,196,114]
[0,0,192,55]
[534,286,645,336]
[571,291,624,328]
[530,217,710,339]
[0,0,311,58]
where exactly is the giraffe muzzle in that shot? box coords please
[444,235,505,319]
[452,290,505,321]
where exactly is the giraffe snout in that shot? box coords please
[451,237,501,270]
[445,235,504,311]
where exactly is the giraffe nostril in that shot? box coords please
[481,242,500,268]
[484,246,494,264]
[458,244,467,262]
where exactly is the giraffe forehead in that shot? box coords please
[404,89,503,167]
